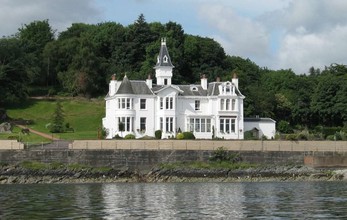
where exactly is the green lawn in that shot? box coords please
[0,126,51,143]
[4,98,105,140]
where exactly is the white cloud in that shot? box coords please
[199,0,347,74]
[0,0,101,37]
[277,25,347,73]
[199,4,271,62]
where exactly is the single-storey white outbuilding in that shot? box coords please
[244,117,276,139]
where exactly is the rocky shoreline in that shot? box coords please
[1,165,346,184]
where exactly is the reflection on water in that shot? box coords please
[0,182,346,219]
[101,183,246,219]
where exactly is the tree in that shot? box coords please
[50,101,65,133]
[0,37,28,105]
[17,20,55,86]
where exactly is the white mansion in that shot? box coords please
[103,39,275,139]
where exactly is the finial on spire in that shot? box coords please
[161,37,166,45]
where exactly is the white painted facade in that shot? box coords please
[103,39,246,139]
[244,118,276,139]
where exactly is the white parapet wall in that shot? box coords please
[69,140,347,152]
[0,140,25,150]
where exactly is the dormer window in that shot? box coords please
[219,82,233,95]
[163,55,168,63]
[190,86,198,91]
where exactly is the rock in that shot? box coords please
[333,169,347,180]
[0,122,12,133]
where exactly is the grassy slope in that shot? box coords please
[4,98,105,140]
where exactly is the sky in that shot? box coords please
[1,0,347,74]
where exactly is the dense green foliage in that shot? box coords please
[1,15,347,130]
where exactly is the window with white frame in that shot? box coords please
[188,118,211,133]
[195,100,200,111]
[160,117,163,130]
[163,55,168,63]
[226,99,230,110]
[160,97,163,109]
[166,117,174,132]
[164,97,174,110]
[220,99,224,110]
[219,117,236,134]
[169,97,173,109]
[220,99,237,111]
[140,99,146,109]
[232,99,236,110]
[140,117,146,131]
[221,82,232,95]
[118,117,133,132]
[118,98,132,110]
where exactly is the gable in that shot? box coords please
[152,85,182,96]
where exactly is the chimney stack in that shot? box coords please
[216,77,220,82]
[232,72,238,88]
[201,74,208,90]
[109,74,117,96]
[146,74,153,89]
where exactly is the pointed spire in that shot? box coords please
[154,38,174,68]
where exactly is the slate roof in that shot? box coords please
[116,76,153,95]
[131,81,153,95]
[154,39,174,68]
[115,77,243,97]
[116,75,134,94]
[244,117,276,123]
[177,85,208,96]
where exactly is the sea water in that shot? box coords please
[0,181,346,219]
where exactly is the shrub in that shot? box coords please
[176,133,184,140]
[261,135,268,140]
[101,127,109,139]
[155,130,162,139]
[124,134,136,139]
[113,134,123,139]
[278,120,293,133]
[209,147,242,163]
[286,134,298,141]
[326,135,335,141]
[244,130,258,140]
[182,131,195,139]
[297,133,308,140]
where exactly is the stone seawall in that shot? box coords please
[0,149,307,170]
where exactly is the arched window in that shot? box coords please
[163,55,168,63]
